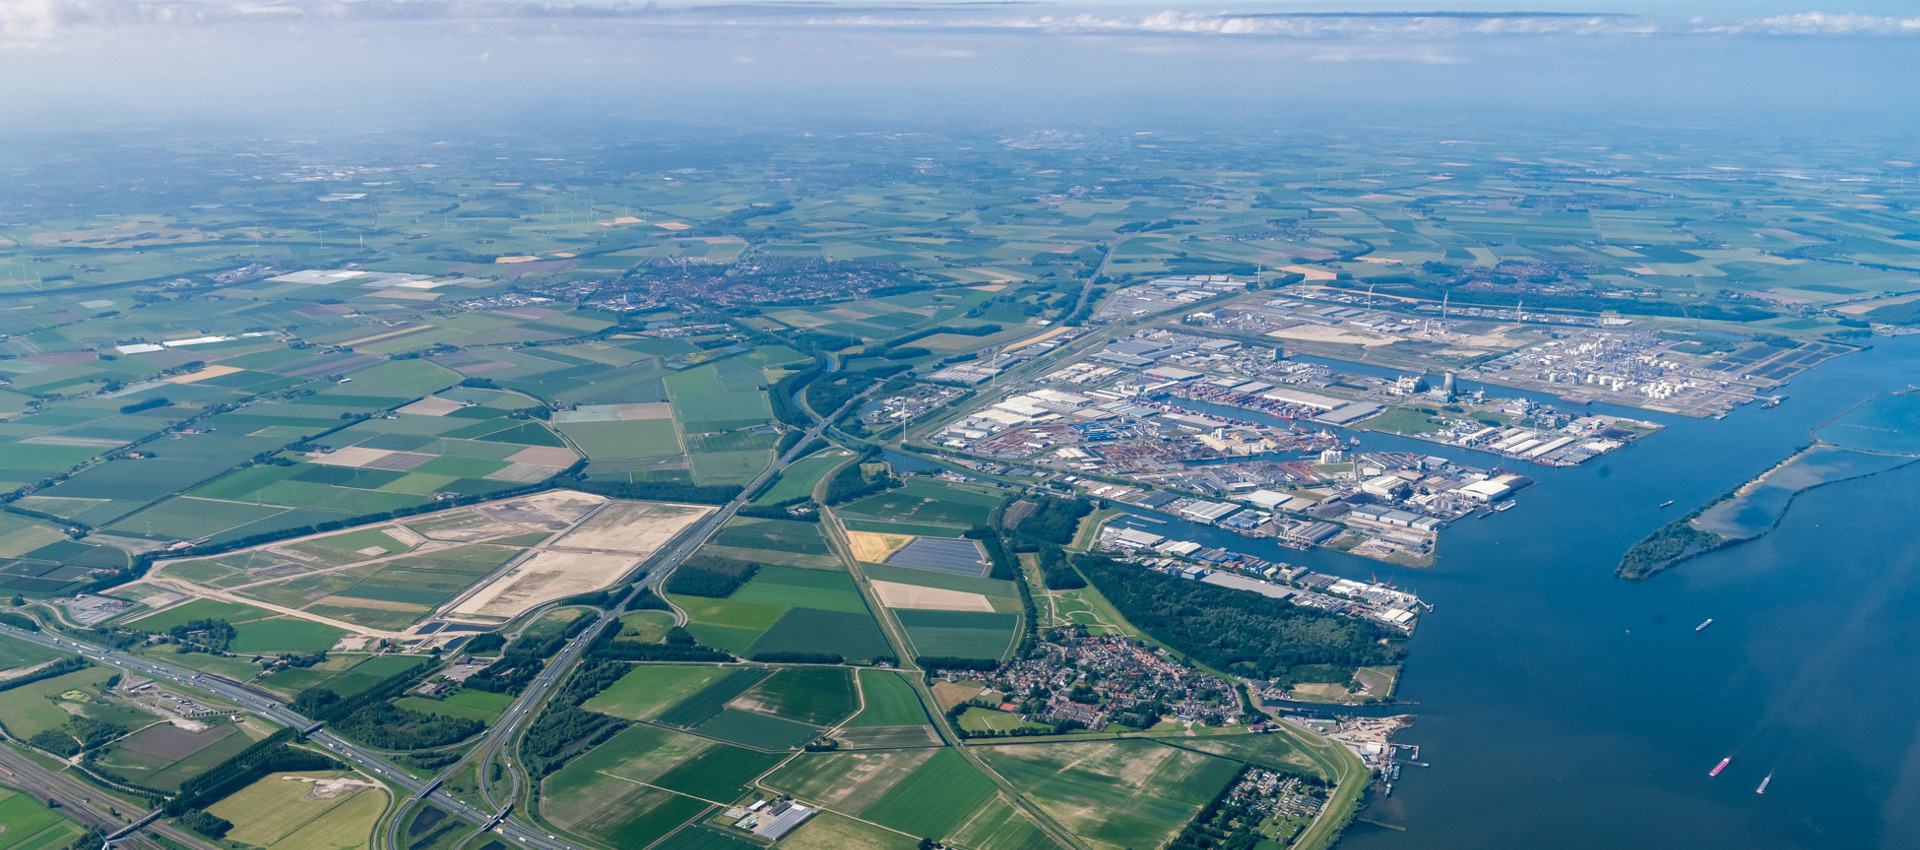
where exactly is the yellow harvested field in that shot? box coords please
[554,501,712,554]
[396,397,466,416]
[1280,264,1337,281]
[495,255,542,263]
[599,216,645,226]
[654,221,692,231]
[306,447,413,469]
[164,364,243,384]
[847,531,913,562]
[206,772,384,850]
[870,580,995,612]
[505,445,580,466]
[448,550,635,620]
[931,681,984,712]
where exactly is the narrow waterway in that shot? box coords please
[1139,338,1920,848]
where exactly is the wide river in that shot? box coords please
[1138,336,1920,848]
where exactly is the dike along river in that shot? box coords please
[1134,336,1920,849]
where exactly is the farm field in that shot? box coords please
[725,667,857,726]
[845,669,930,728]
[760,748,938,813]
[0,664,146,740]
[583,664,735,721]
[92,720,265,792]
[832,479,1006,533]
[896,609,1021,662]
[859,749,1001,840]
[774,812,918,850]
[976,739,1242,850]
[0,787,86,850]
[752,449,852,505]
[204,772,388,850]
[670,565,890,661]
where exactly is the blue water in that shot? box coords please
[1145,338,1920,849]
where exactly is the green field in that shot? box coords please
[691,708,823,750]
[977,740,1242,850]
[93,721,262,793]
[394,688,514,724]
[0,633,62,671]
[0,787,86,850]
[860,748,999,839]
[761,748,937,812]
[753,451,851,505]
[747,608,892,661]
[710,517,832,556]
[0,664,133,739]
[205,772,388,850]
[544,725,714,818]
[650,741,788,799]
[614,610,675,643]
[231,617,347,653]
[128,598,273,630]
[897,609,1020,661]
[583,665,734,722]
[944,797,1057,850]
[846,669,930,728]
[834,479,1006,530]
[656,668,771,728]
[1152,731,1332,780]
[731,667,857,726]
[726,566,868,613]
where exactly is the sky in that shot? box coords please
[1,2,1917,137]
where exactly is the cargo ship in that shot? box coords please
[1696,619,1714,632]
[1710,757,1731,777]
[1659,500,1674,508]
[1757,774,1772,794]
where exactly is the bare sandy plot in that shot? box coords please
[847,531,914,562]
[552,501,712,554]
[308,447,433,470]
[870,580,995,612]
[397,397,466,416]
[448,551,636,619]
[485,462,563,483]
[165,365,244,384]
[1265,324,1401,348]
[1002,326,1070,352]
